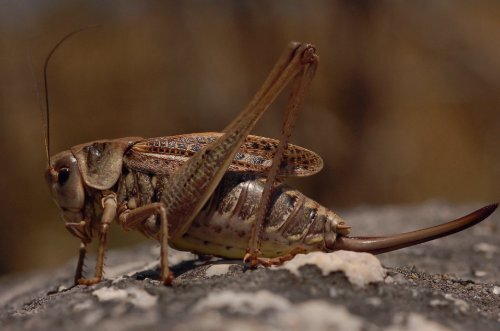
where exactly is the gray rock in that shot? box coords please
[1,202,499,331]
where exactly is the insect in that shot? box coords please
[42,32,497,286]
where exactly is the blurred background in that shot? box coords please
[0,0,499,277]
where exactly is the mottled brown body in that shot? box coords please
[117,169,347,259]
[113,132,345,258]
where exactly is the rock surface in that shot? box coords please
[1,202,499,331]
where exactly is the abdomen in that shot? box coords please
[170,173,349,258]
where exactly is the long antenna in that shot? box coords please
[40,27,98,167]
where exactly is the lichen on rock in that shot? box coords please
[277,250,386,287]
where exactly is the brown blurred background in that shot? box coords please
[0,1,499,277]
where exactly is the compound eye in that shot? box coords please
[58,168,70,186]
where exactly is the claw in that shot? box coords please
[161,271,174,286]
[77,277,101,286]
[331,203,498,254]
[243,249,262,268]
[244,247,307,267]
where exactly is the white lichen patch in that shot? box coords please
[388,313,452,331]
[277,250,385,287]
[473,242,498,259]
[92,286,158,309]
[172,311,263,331]
[205,264,233,277]
[92,287,128,301]
[192,290,291,315]
[365,297,382,307]
[444,293,469,313]
[73,300,93,312]
[429,299,448,307]
[278,300,364,331]
[190,295,364,331]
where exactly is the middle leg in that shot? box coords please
[118,202,173,285]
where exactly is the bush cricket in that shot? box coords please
[42,32,498,286]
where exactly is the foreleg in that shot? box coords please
[78,193,117,285]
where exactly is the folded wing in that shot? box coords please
[126,132,323,178]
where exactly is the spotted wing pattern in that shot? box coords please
[126,132,323,177]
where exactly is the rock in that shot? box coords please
[1,202,499,331]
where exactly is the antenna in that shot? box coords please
[39,26,99,167]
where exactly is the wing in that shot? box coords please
[124,132,323,177]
